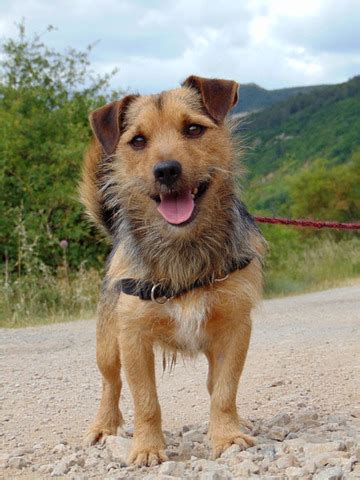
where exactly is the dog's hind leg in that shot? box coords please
[84,302,123,445]
[206,309,254,458]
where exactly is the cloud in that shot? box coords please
[0,0,359,93]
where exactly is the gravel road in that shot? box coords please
[1,285,359,479]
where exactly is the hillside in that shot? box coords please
[240,75,360,218]
[233,83,326,114]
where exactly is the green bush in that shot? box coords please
[0,22,119,274]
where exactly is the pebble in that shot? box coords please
[8,456,28,469]
[2,411,359,479]
[52,443,67,454]
[267,412,291,427]
[350,407,360,418]
[159,460,186,476]
[276,453,299,469]
[51,460,70,476]
[0,453,10,468]
[182,429,204,443]
[220,444,241,459]
[233,459,259,476]
[268,426,289,441]
[313,466,343,480]
[303,441,343,457]
[105,435,131,465]
[199,470,231,480]
[285,466,306,478]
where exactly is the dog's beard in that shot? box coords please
[112,183,260,290]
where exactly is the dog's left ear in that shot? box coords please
[182,75,239,123]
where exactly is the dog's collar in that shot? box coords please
[116,256,253,304]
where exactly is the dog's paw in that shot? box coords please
[128,447,168,466]
[211,432,255,459]
[83,425,117,446]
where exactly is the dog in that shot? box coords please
[80,75,264,466]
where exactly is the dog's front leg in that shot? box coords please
[206,311,254,458]
[120,327,167,466]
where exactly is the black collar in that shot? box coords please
[116,256,253,304]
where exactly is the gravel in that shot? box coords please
[1,285,359,478]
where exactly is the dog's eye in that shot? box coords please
[184,124,205,138]
[130,135,147,150]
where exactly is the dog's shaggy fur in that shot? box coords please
[80,75,264,465]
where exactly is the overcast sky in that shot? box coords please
[1,0,360,94]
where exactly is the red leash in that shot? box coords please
[255,216,360,230]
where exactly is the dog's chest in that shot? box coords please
[165,292,208,353]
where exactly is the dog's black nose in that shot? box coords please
[153,160,182,187]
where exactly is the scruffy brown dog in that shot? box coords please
[80,75,264,466]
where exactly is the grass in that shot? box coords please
[264,237,360,297]
[0,268,101,328]
[1,237,359,328]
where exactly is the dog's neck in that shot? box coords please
[117,194,259,290]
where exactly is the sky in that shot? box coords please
[0,0,360,94]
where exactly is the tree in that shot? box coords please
[289,154,360,222]
[0,22,120,273]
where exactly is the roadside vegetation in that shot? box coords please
[1,25,359,327]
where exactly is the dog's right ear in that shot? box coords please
[89,95,137,155]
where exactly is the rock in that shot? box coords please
[191,459,220,472]
[106,462,121,471]
[52,443,67,454]
[67,453,85,468]
[199,471,231,480]
[313,466,343,480]
[350,407,360,418]
[233,459,259,476]
[10,447,33,456]
[299,411,319,424]
[285,466,306,478]
[316,452,348,468]
[303,442,344,457]
[220,444,241,459]
[105,435,131,465]
[0,453,10,468]
[51,460,70,476]
[33,442,46,450]
[354,447,360,462]
[350,464,360,476]
[269,379,285,387]
[199,423,209,434]
[38,464,54,474]
[50,453,85,477]
[8,456,27,469]
[165,449,178,459]
[84,456,99,468]
[268,413,291,427]
[276,453,299,469]
[183,429,203,443]
[159,461,186,476]
[268,426,289,441]
[179,440,192,457]
[258,444,276,460]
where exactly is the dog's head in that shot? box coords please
[89,75,239,236]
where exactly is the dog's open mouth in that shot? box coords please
[153,181,210,225]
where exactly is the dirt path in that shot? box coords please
[1,285,359,478]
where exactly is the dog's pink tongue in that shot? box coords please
[158,190,194,225]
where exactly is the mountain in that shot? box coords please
[233,83,326,114]
[239,75,360,218]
